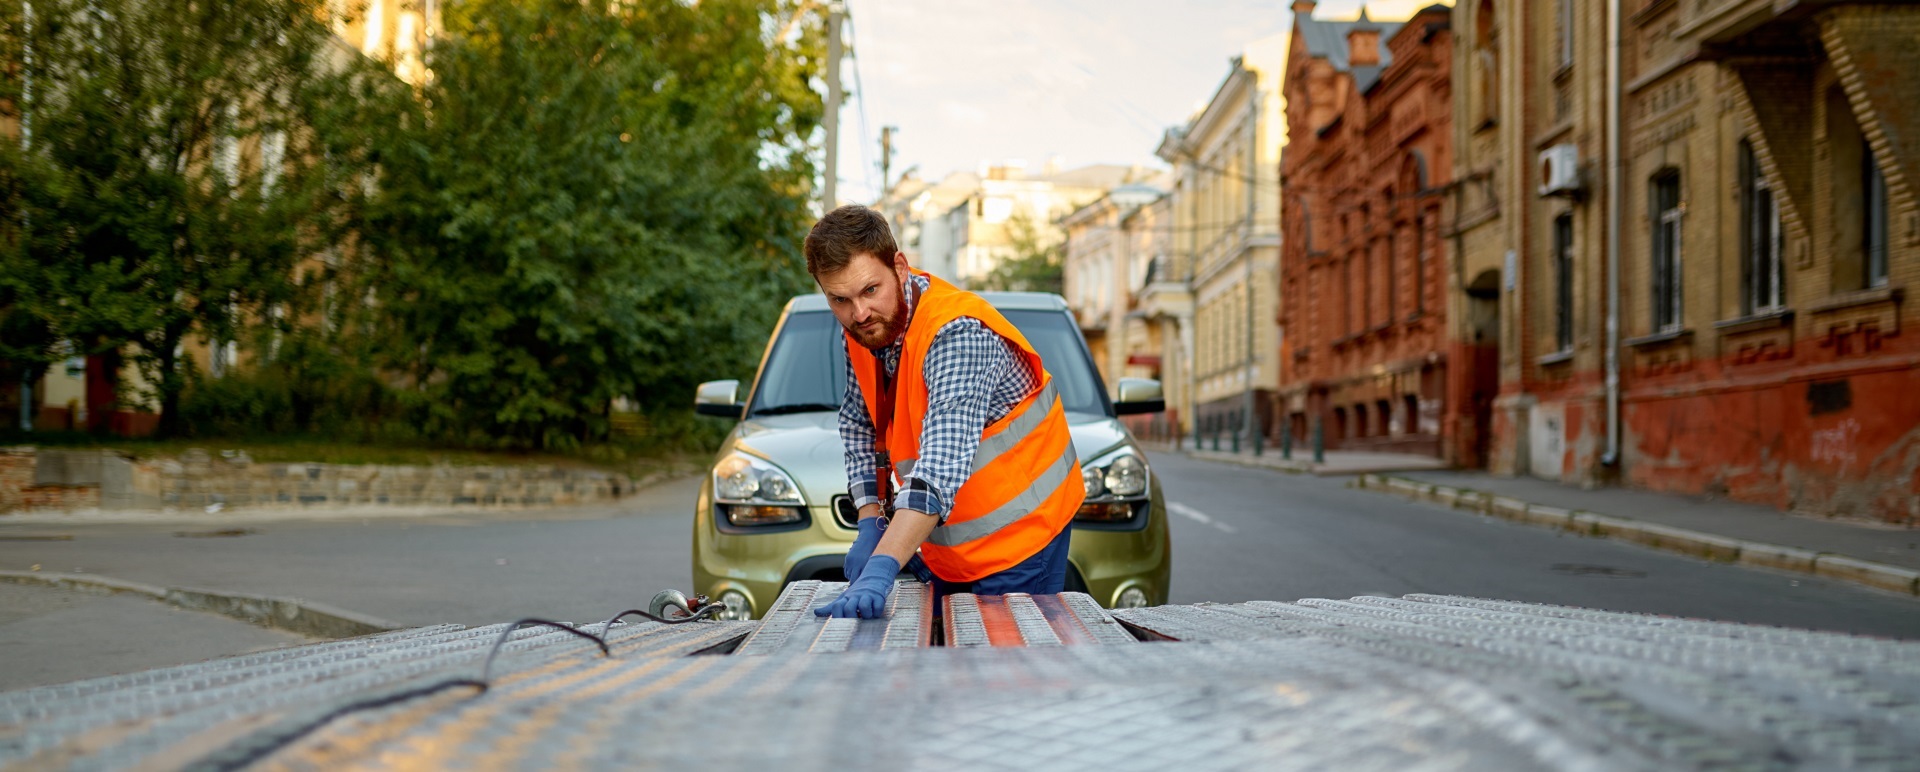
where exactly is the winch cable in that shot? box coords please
[479,618,611,683]
[597,603,726,632]
[192,599,727,772]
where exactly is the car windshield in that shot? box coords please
[747,308,1110,417]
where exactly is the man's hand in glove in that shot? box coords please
[843,514,884,583]
[814,555,899,619]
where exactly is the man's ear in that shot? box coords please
[891,251,911,282]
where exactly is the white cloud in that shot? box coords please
[938,100,991,127]
[835,1,1453,202]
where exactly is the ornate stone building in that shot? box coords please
[1157,34,1287,448]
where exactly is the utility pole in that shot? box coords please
[821,3,845,211]
[18,1,35,431]
[879,125,897,197]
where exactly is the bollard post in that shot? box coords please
[1311,415,1325,464]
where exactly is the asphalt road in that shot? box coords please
[1,451,1916,639]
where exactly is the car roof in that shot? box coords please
[788,289,1068,313]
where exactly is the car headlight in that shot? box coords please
[713,452,806,527]
[1077,447,1150,523]
[715,590,753,621]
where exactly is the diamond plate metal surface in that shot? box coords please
[731,579,933,655]
[5,593,1918,770]
[0,617,752,771]
[944,592,1136,647]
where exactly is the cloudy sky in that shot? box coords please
[832,0,1451,202]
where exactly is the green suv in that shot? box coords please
[691,291,1171,620]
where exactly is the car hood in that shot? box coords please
[723,411,1136,504]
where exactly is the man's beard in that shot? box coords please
[849,292,909,350]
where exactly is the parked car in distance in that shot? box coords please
[691,291,1170,620]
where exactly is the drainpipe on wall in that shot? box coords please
[1603,0,1623,467]
[1245,86,1262,456]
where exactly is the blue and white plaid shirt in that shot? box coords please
[840,273,1041,521]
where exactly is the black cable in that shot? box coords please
[192,600,730,770]
[196,618,609,771]
[597,603,725,630]
[479,618,611,682]
[190,678,489,772]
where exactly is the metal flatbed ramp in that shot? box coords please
[943,591,1137,646]
[0,617,754,771]
[732,579,934,654]
[4,594,1918,770]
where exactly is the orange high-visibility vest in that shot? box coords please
[846,271,1083,582]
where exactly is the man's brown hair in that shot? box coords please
[804,205,899,277]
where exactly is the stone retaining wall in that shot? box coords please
[0,447,635,513]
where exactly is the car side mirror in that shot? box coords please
[1114,377,1166,415]
[695,379,743,418]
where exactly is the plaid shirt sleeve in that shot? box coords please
[838,350,883,509]
[895,317,1039,522]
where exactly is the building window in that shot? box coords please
[1414,210,1428,315]
[1343,253,1356,335]
[1651,171,1684,333]
[1474,0,1498,129]
[1553,213,1574,351]
[1556,0,1573,70]
[1739,140,1784,314]
[1403,395,1420,435]
[1866,145,1889,289]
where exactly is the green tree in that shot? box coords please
[359,0,823,449]
[978,210,1066,294]
[1,0,372,436]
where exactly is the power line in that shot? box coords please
[844,11,877,200]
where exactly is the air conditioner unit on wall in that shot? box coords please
[1538,144,1582,198]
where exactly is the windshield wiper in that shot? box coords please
[751,403,840,416]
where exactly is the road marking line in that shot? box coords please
[1168,502,1237,533]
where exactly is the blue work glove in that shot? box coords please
[843,517,884,582]
[814,555,899,619]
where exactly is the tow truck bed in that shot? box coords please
[4,582,1916,770]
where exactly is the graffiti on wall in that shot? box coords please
[1809,419,1860,466]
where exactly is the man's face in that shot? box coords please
[817,252,911,350]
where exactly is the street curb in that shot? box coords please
[1181,449,1312,475]
[0,570,404,638]
[1353,474,1920,598]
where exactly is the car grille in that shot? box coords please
[830,495,858,529]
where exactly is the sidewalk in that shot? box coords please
[1395,470,1920,572]
[0,581,315,691]
[1165,445,1920,597]
[1145,442,1448,476]
[1357,468,1920,597]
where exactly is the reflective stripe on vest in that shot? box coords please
[927,434,1077,547]
[894,380,1058,482]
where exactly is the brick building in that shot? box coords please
[1456,0,1920,522]
[1279,3,1459,459]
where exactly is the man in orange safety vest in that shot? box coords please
[805,205,1084,619]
